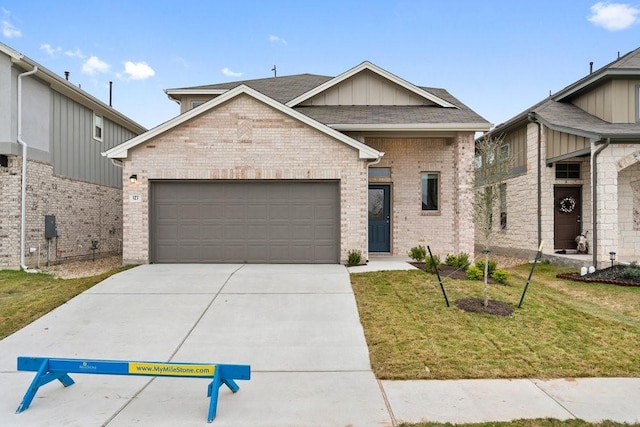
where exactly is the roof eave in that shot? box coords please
[7,49,146,134]
[330,123,492,132]
[105,85,383,160]
[554,69,640,101]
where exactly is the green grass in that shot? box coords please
[350,262,640,380]
[0,267,132,339]
[400,419,638,427]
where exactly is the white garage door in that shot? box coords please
[150,181,340,263]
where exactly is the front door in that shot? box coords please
[368,185,390,252]
[554,186,582,249]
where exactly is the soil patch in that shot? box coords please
[455,298,515,316]
[39,255,123,279]
[557,265,640,287]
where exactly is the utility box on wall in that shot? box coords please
[44,215,57,238]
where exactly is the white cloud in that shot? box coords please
[269,34,287,44]
[82,56,110,75]
[122,61,155,80]
[65,48,85,58]
[1,9,21,38]
[40,43,61,56]
[222,67,243,77]
[588,2,640,30]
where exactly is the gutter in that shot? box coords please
[591,138,610,268]
[528,113,543,249]
[17,65,38,271]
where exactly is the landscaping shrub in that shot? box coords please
[465,265,483,280]
[346,249,362,266]
[424,254,441,273]
[622,266,640,281]
[491,269,510,284]
[475,259,497,275]
[408,245,427,262]
[445,252,471,270]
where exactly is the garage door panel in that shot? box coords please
[151,181,339,263]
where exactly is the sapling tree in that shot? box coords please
[473,134,514,306]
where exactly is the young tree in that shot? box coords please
[474,134,513,306]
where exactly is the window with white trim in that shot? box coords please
[94,113,103,141]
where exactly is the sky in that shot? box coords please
[2,1,640,130]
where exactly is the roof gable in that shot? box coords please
[554,47,640,101]
[286,61,457,108]
[104,85,382,160]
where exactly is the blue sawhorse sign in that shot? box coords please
[16,356,250,423]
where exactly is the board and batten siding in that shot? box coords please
[51,91,136,188]
[572,79,640,123]
[503,126,527,173]
[546,129,589,159]
[300,69,432,106]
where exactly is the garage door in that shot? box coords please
[150,181,340,263]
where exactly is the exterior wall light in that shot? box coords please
[129,174,138,184]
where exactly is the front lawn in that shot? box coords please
[351,262,640,380]
[0,267,132,340]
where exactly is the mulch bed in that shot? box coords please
[556,265,640,287]
[454,298,514,316]
[410,263,497,283]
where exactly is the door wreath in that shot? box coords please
[558,196,576,213]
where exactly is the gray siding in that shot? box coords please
[0,54,13,144]
[51,91,135,187]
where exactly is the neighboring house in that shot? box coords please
[477,47,640,267]
[0,42,146,269]
[105,61,490,264]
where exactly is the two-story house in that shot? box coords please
[104,61,490,264]
[478,47,640,267]
[0,42,145,269]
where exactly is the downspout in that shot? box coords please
[528,113,542,248]
[17,65,38,271]
[591,138,610,268]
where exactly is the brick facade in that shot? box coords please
[121,94,369,264]
[486,122,640,265]
[365,132,476,258]
[0,156,123,268]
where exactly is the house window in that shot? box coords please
[0,155,8,167]
[500,183,507,230]
[191,101,205,109]
[474,154,483,170]
[421,172,439,211]
[93,113,103,141]
[556,163,580,179]
[369,167,391,178]
[499,144,510,161]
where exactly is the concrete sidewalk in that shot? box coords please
[0,262,639,426]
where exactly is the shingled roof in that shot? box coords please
[166,66,489,130]
[488,46,640,140]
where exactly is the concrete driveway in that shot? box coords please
[0,264,391,426]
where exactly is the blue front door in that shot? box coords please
[368,185,390,252]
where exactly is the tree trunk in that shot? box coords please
[483,251,489,307]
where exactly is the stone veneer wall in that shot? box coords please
[488,123,593,259]
[608,145,640,261]
[0,156,123,268]
[121,94,369,264]
[365,133,476,258]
